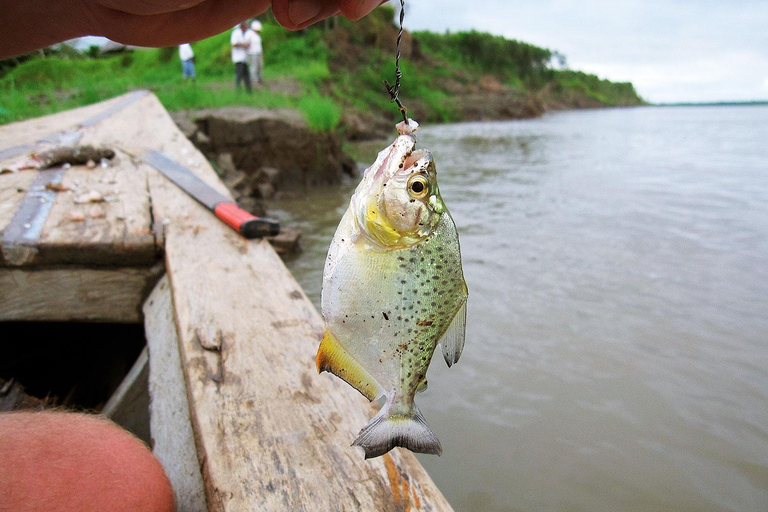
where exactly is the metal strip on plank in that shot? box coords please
[78,89,149,127]
[37,130,83,146]
[0,90,148,159]
[1,167,66,266]
[0,145,33,162]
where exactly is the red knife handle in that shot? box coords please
[214,202,280,238]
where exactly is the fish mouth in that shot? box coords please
[402,149,431,173]
[370,134,417,182]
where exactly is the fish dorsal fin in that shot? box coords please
[317,329,384,401]
[440,300,467,368]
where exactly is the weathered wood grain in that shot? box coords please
[0,93,142,151]
[166,225,452,512]
[0,173,37,264]
[103,346,151,445]
[0,92,158,268]
[32,151,158,266]
[0,264,163,322]
[90,93,452,512]
[144,275,208,512]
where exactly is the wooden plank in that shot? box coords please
[0,264,163,322]
[144,275,208,512]
[103,346,151,445]
[81,93,452,511]
[0,92,157,268]
[0,173,37,248]
[79,95,231,199]
[1,167,67,266]
[0,92,146,152]
[167,227,452,512]
[30,151,158,267]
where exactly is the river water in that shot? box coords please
[269,105,768,512]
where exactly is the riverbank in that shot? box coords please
[0,6,644,132]
[275,105,768,512]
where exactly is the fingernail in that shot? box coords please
[289,0,323,25]
[357,0,383,18]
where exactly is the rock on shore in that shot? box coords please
[172,107,357,195]
[172,107,358,257]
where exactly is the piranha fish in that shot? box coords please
[318,119,468,459]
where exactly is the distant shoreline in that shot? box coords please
[655,100,768,107]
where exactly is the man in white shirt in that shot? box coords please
[247,20,263,85]
[178,43,195,83]
[230,21,251,93]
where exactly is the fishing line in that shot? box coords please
[384,0,409,124]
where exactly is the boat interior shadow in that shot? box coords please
[0,321,149,442]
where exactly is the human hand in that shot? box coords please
[272,0,389,30]
[87,0,390,46]
[0,0,390,59]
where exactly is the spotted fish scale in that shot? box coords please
[317,119,468,459]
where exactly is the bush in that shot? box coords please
[299,95,340,132]
[158,46,176,63]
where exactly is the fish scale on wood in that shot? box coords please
[317,118,468,459]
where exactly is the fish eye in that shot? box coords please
[407,175,429,198]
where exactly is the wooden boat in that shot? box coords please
[0,92,452,511]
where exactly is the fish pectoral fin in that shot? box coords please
[316,329,384,402]
[439,299,467,368]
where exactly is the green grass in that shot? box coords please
[157,84,293,111]
[299,94,340,132]
[0,8,643,129]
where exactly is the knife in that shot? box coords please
[143,150,280,238]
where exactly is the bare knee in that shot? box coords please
[0,411,175,512]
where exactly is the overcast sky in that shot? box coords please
[393,0,768,103]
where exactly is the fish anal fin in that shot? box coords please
[317,329,383,402]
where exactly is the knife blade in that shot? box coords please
[143,150,280,238]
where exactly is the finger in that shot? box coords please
[337,0,388,21]
[95,0,208,16]
[89,0,272,46]
[272,0,340,31]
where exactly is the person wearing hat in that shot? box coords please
[247,20,264,85]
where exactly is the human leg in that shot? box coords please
[234,62,244,89]
[255,53,263,84]
[235,62,251,92]
[182,59,195,82]
[242,62,252,93]
[0,411,175,512]
[247,53,258,83]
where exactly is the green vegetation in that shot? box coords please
[0,6,643,131]
[299,94,341,132]
[414,30,554,87]
[549,70,641,106]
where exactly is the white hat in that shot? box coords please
[251,20,262,31]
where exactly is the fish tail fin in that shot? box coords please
[352,401,442,459]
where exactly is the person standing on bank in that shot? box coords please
[230,21,251,93]
[247,20,263,85]
[178,43,195,83]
